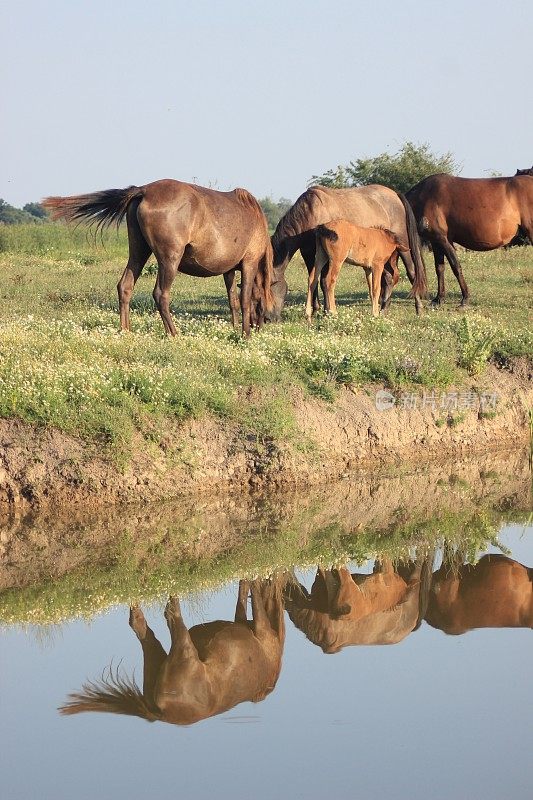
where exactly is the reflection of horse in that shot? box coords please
[43,181,273,337]
[425,554,533,635]
[307,221,409,319]
[406,173,533,305]
[285,559,430,654]
[269,185,427,320]
[59,579,285,725]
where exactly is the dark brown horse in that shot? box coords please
[516,167,533,176]
[406,173,533,305]
[270,185,427,319]
[43,180,274,337]
[284,558,430,654]
[59,579,285,725]
[425,553,533,635]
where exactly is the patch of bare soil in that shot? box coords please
[0,361,531,517]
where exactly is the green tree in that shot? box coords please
[259,196,293,230]
[23,202,49,220]
[310,141,460,194]
[0,199,37,224]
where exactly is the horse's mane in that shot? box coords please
[234,187,265,218]
[372,226,405,247]
[271,187,324,250]
[58,665,160,722]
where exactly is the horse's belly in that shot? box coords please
[449,216,519,250]
[180,244,245,277]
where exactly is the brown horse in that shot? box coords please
[406,173,533,306]
[43,180,274,337]
[59,579,285,725]
[425,553,533,635]
[284,559,430,654]
[270,185,427,319]
[307,221,409,319]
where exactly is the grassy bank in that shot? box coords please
[0,224,531,453]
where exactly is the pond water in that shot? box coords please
[1,460,532,799]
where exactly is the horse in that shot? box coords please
[269,185,427,320]
[59,579,285,725]
[284,558,431,654]
[307,221,409,320]
[516,167,533,176]
[425,553,533,635]
[43,180,274,337]
[405,173,533,306]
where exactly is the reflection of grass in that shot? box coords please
[0,507,523,626]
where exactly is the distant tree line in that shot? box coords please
[258,197,293,231]
[0,199,49,224]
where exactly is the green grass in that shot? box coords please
[0,224,531,451]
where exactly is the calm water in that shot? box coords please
[1,519,531,800]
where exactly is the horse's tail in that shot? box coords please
[316,224,339,242]
[397,192,428,298]
[58,666,160,721]
[42,186,144,234]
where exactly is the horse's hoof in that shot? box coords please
[165,596,181,619]
[431,297,443,308]
[129,606,147,638]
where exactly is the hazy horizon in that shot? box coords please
[2,0,532,207]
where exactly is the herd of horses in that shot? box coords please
[59,551,532,726]
[43,167,533,335]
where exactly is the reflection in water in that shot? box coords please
[426,551,533,635]
[59,578,285,725]
[285,557,431,653]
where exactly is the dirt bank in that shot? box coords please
[0,359,531,516]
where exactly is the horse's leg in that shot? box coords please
[164,597,199,659]
[371,263,384,317]
[323,254,343,315]
[250,579,271,637]
[130,606,167,705]
[432,237,469,306]
[306,242,328,321]
[300,241,321,312]
[440,238,470,306]
[239,257,256,337]
[235,580,250,623]
[363,267,372,302]
[431,242,447,306]
[152,247,185,336]
[380,257,397,314]
[224,268,240,329]
[117,214,152,331]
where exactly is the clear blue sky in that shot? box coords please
[2,0,532,207]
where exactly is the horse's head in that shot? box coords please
[515,167,533,176]
[264,240,289,322]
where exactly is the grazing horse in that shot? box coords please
[307,221,409,319]
[405,173,533,306]
[425,553,533,635]
[284,558,431,654]
[59,579,285,725]
[269,185,427,319]
[43,180,274,337]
